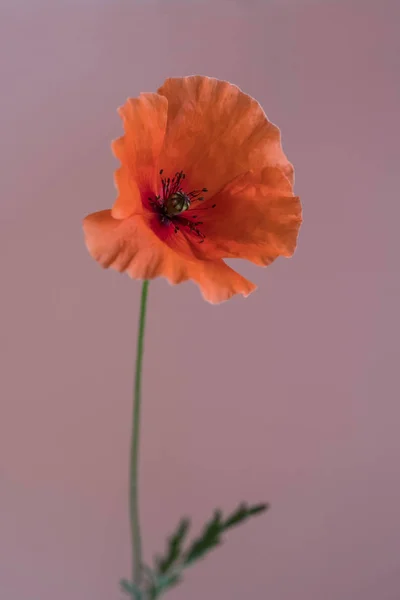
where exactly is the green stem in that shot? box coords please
[130,280,150,587]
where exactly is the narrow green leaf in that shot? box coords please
[152,501,269,590]
[157,572,182,590]
[198,509,222,544]
[183,509,223,565]
[148,570,183,600]
[223,502,269,530]
[248,503,270,516]
[120,578,142,599]
[222,503,248,529]
[156,517,191,574]
[184,538,221,565]
[183,502,269,567]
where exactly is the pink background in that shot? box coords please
[1,1,399,599]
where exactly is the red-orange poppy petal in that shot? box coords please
[111,165,142,220]
[199,167,302,266]
[157,76,293,197]
[83,210,183,282]
[111,93,168,219]
[83,210,256,303]
[189,259,256,304]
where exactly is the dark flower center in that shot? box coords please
[148,170,216,243]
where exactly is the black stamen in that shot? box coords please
[151,169,211,242]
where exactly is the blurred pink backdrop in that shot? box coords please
[1,0,399,599]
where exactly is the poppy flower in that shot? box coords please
[83,76,302,303]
